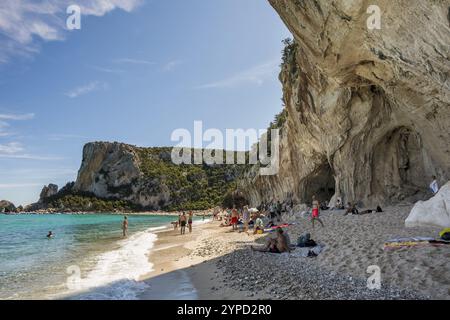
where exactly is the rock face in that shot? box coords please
[406,181,450,228]
[0,200,16,213]
[241,0,450,207]
[71,142,244,210]
[74,142,142,201]
[73,142,168,208]
[39,184,58,202]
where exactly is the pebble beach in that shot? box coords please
[139,205,449,300]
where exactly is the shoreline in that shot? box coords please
[138,219,248,300]
[5,209,214,217]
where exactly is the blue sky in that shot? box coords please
[0,0,291,205]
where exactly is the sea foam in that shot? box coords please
[65,228,157,300]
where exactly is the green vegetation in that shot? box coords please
[136,147,247,211]
[43,194,138,212]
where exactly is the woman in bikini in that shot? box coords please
[311,195,324,229]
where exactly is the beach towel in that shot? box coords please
[384,237,450,250]
[264,223,294,233]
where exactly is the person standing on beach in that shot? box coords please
[188,211,193,233]
[311,196,324,229]
[276,200,282,222]
[242,205,250,233]
[231,207,239,231]
[122,216,128,237]
[430,176,439,194]
[180,212,187,235]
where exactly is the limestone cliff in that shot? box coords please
[241,0,450,207]
[70,142,244,210]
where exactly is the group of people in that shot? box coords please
[99,175,444,248]
[172,211,194,235]
[217,206,266,235]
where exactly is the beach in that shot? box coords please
[138,205,449,300]
[1,206,448,300]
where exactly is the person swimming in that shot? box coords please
[47,231,53,238]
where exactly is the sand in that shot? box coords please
[138,205,449,300]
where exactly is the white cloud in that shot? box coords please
[91,65,124,74]
[47,133,88,140]
[113,58,154,65]
[0,153,63,160]
[0,142,24,154]
[0,112,34,136]
[65,80,108,98]
[0,113,35,120]
[0,0,143,63]
[0,183,43,189]
[0,141,61,160]
[196,59,280,89]
[163,59,182,72]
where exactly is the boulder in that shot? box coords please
[0,200,16,213]
[405,182,450,228]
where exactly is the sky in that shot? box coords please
[0,0,291,205]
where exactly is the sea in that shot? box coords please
[0,213,201,300]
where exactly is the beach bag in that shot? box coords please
[439,228,450,240]
[297,233,311,247]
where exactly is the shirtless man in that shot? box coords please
[122,216,128,237]
[180,212,187,235]
[251,229,290,253]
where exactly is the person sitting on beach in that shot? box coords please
[251,229,290,253]
[320,201,330,211]
[180,212,187,235]
[46,231,53,239]
[344,202,359,215]
[429,176,439,194]
[122,216,128,237]
[253,214,264,234]
[376,205,383,213]
[311,196,325,229]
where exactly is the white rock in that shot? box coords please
[405,181,450,228]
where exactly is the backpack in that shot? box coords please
[442,232,450,241]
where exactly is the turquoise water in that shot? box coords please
[0,214,178,300]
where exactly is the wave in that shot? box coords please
[62,228,157,300]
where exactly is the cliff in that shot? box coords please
[240,0,450,207]
[44,142,245,211]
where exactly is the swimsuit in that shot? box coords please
[181,220,186,227]
[231,217,238,224]
[312,208,319,218]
